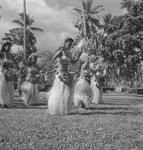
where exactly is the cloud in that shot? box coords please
[0,20,15,42]
[0,0,123,52]
[0,0,77,52]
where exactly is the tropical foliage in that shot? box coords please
[74,0,104,39]
[12,13,43,32]
[4,12,43,59]
[1,0,143,90]
[74,0,143,89]
[102,0,143,88]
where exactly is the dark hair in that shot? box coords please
[0,51,4,59]
[1,41,12,53]
[64,37,74,43]
[28,54,37,66]
[2,60,13,69]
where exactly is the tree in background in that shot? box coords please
[73,0,143,89]
[5,28,36,54]
[4,12,43,59]
[101,0,143,89]
[74,0,104,52]
[74,0,103,37]
[12,13,43,32]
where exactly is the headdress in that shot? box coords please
[1,37,13,53]
[1,36,13,46]
[64,37,74,43]
[28,53,37,60]
[28,53,38,65]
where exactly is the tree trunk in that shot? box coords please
[23,0,27,60]
[81,0,87,40]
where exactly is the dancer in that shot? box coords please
[48,37,74,115]
[89,55,106,104]
[73,40,93,110]
[0,39,15,107]
[17,61,27,95]
[21,54,40,105]
[0,62,9,107]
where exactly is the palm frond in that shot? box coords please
[88,17,101,29]
[103,13,112,25]
[91,5,104,14]
[18,12,35,26]
[82,0,88,11]
[86,0,93,12]
[73,8,82,14]
[31,27,43,32]
[28,17,35,26]
[12,20,24,27]
[19,13,24,22]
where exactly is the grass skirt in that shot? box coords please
[0,71,14,106]
[90,77,103,104]
[48,74,71,115]
[73,77,93,109]
[21,82,40,105]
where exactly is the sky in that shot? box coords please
[0,0,124,52]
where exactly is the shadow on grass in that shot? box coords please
[87,106,131,110]
[0,103,139,110]
[102,98,143,105]
[70,110,142,115]
[1,107,131,110]
[0,105,48,109]
[1,106,142,117]
[80,111,142,115]
[101,102,130,105]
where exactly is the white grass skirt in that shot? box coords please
[0,71,14,106]
[21,82,40,105]
[48,74,71,115]
[90,78,103,104]
[73,78,93,109]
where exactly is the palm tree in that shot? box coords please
[11,12,43,59]
[23,0,27,60]
[74,0,104,39]
[102,13,113,35]
[12,12,43,32]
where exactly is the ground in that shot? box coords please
[0,94,143,150]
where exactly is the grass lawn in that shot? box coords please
[0,95,143,150]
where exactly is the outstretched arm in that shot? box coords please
[52,47,63,61]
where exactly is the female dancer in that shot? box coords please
[21,54,40,105]
[89,55,106,104]
[17,61,27,95]
[0,39,15,107]
[48,37,74,115]
[73,41,93,110]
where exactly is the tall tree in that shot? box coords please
[103,0,143,88]
[74,0,104,39]
[102,13,113,35]
[23,0,27,60]
[4,12,43,59]
[12,12,43,32]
